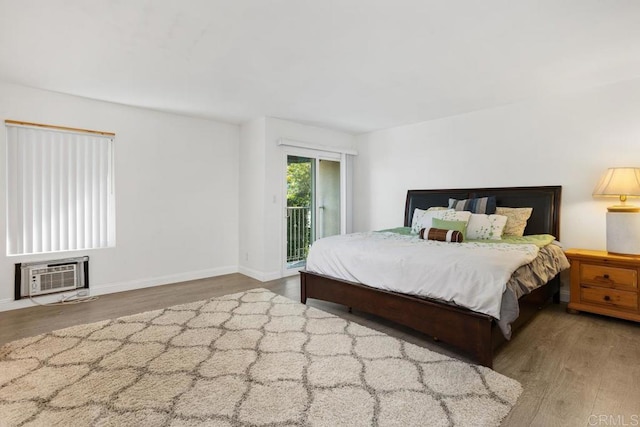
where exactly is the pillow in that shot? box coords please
[431,217,468,240]
[495,207,533,237]
[419,227,464,243]
[411,208,439,234]
[448,196,497,214]
[466,213,508,240]
[410,208,471,234]
[438,209,472,224]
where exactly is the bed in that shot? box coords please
[300,185,564,368]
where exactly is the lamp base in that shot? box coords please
[606,212,640,255]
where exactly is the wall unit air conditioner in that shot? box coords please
[15,256,89,299]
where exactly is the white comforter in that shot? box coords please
[305,231,540,319]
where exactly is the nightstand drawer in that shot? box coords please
[580,264,637,289]
[580,286,638,310]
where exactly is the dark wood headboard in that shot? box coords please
[404,186,562,238]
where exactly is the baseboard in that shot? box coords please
[560,288,570,303]
[90,265,239,296]
[0,265,239,313]
[238,266,282,282]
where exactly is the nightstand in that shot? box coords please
[565,249,640,322]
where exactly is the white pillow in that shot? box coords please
[411,208,437,234]
[411,208,472,234]
[466,214,508,240]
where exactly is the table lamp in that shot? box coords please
[592,167,640,255]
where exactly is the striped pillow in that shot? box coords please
[419,227,464,243]
[448,196,497,214]
[431,217,468,240]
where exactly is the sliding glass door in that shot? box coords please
[285,153,342,271]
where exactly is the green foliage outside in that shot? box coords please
[287,161,311,207]
[286,160,312,262]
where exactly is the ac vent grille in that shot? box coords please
[33,265,77,293]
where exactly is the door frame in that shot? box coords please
[281,147,346,277]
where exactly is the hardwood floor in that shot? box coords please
[1,273,638,426]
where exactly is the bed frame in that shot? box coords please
[300,185,562,368]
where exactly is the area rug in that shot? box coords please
[0,288,522,426]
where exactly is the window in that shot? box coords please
[6,121,115,255]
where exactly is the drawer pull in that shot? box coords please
[596,275,613,284]
[603,295,611,301]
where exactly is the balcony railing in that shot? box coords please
[287,206,311,263]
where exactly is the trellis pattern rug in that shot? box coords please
[0,289,522,426]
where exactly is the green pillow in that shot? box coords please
[432,218,468,240]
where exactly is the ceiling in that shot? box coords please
[1,0,639,134]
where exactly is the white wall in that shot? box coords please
[353,78,640,251]
[238,118,267,277]
[0,83,240,310]
[239,117,355,280]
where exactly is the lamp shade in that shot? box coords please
[593,167,640,197]
[593,167,640,212]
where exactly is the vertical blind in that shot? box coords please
[6,123,115,255]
